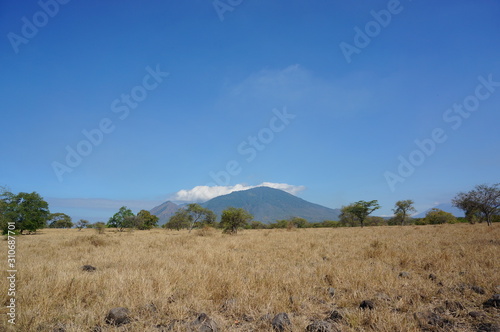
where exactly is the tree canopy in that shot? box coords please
[220,207,253,234]
[452,183,500,226]
[107,206,134,231]
[340,200,380,227]
[48,213,73,228]
[1,188,50,234]
[392,200,416,225]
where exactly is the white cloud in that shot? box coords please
[171,182,306,202]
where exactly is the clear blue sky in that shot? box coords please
[1,1,499,221]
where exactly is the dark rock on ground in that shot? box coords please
[469,311,486,319]
[105,307,130,326]
[82,265,96,272]
[326,310,342,322]
[272,313,291,331]
[477,323,500,332]
[306,320,336,332]
[483,294,500,308]
[190,313,218,332]
[428,273,437,281]
[472,285,486,295]
[414,310,452,328]
[359,300,375,310]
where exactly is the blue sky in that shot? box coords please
[1,0,499,222]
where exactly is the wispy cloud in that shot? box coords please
[171,182,306,202]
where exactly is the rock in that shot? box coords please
[326,310,342,322]
[359,300,375,310]
[414,310,452,328]
[327,287,335,298]
[82,265,96,272]
[105,307,130,326]
[476,323,500,332]
[190,313,218,332]
[272,313,291,332]
[469,311,486,319]
[398,271,410,278]
[428,273,437,281]
[483,294,500,308]
[306,320,335,332]
[472,285,486,295]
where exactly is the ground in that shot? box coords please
[1,224,499,331]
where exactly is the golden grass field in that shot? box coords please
[1,224,499,331]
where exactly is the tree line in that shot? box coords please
[1,183,498,234]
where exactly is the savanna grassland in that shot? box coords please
[1,224,499,331]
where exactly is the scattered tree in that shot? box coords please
[392,200,416,225]
[185,204,216,232]
[1,189,50,234]
[93,221,106,234]
[107,206,134,231]
[424,208,457,224]
[452,183,500,226]
[48,213,73,228]
[76,219,89,231]
[164,209,190,230]
[136,210,159,230]
[341,200,381,227]
[220,207,253,234]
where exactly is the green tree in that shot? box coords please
[186,204,216,232]
[76,219,89,230]
[424,208,457,224]
[1,189,50,234]
[48,213,73,228]
[339,204,358,227]
[220,207,253,234]
[342,200,381,227]
[453,183,500,226]
[136,210,159,230]
[164,210,190,230]
[107,206,134,231]
[392,200,416,226]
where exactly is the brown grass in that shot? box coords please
[1,224,499,331]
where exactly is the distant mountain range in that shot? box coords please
[150,186,341,225]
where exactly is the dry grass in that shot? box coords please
[1,224,499,331]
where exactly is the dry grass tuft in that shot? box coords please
[0,224,499,331]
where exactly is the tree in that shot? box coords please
[339,204,358,227]
[107,206,134,231]
[424,208,457,224]
[220,207,253,234]
[453,183,500,226]
[392,200,416,225]
[136,210,159,230]
[48,213,73,228]
[164,210,190,230]
[341,200,381,227]
[1,189,50,234]
[185,204,216,232]
[76,219,89,230]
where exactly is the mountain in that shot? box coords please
[201,186,341,223]
[150,201,179,225]
[414,203,465,218]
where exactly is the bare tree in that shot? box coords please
[453,183,500,226]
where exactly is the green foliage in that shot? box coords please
[220,207,253,234]
[248,221,268,229]
[107,206,134,231]
[164,209,190,230]
[392,199,416,225]
[186,204,216,232]
[76,219,89,230]
[424,208,457,224]
[136,210,159,230]
[340,200,380,227]
[1,188,50,234]
[48,213,73,228]
[453,183,500,226]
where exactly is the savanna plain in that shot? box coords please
[1,224,499,331]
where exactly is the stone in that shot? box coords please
[105,307,130,326]
[271,313,291,331]
[428,273,437,281]
[82,265,96,272]
[471,285,486,295]
[190,313,218,332]
[326,310,342,322]
[359,300,375,310]
[414,310,452,328]
[483,294,500,308]
[306,320,335,332]
[469,311,486,319]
